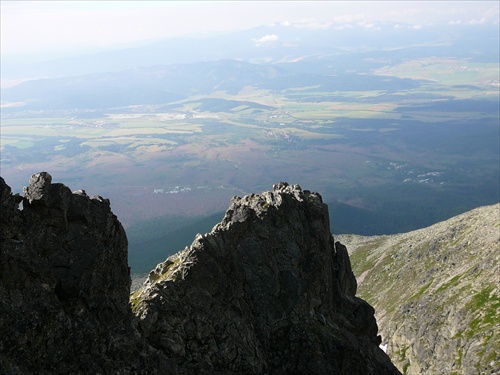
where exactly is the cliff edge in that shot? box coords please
[0,173,400,374]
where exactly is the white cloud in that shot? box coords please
[358,21,376,29]
[252,34,279,46]
[383,8,422,19]
[1,1,498,56]
[355,20,383,31]
[449,17,492,26]
[296,19,332,29]
[333,13,367,24]
[333,24,354,30]
[280,18,333,29]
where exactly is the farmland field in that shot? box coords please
[1,57,498,273]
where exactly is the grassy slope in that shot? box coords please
[339,203,500,374]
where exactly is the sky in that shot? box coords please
[1,1,499,57]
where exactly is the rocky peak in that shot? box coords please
[0,172,140,373]
[134,181,399,374]
[1,175,400,374]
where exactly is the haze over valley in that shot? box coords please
[1,2,498,274]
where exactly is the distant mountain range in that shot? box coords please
[2,23,498,84]
[1,21,497,245]
[1,58,427,112]
[3,22,498,112]
[1,60,288,110]
[340,203,500,374]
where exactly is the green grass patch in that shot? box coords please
[129,289,143,312]
[463,286,499,340]
[0,118,71,126]
[434,274,461,294]
[412,280,434,300]
[0,138,35,149]
[349,238,389,275]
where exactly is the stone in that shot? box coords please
[23,171,52,204]
[0,172,167,374]
[1,174,401,374]
[340,203,500,374]
[134,182,401,374]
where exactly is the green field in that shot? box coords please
[1,57,498,273]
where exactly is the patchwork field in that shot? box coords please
[1,57,498,272]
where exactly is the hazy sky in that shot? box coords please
[1,1,499,56]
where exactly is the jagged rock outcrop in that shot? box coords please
[132,182,400,374]
[0,173,400,374]
[339,203,500,374]
[0,173,169,374]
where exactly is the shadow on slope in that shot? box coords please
[127,212,225,274]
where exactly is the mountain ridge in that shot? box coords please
[1,59,425,112]
[3,23,498,83]
[339,203,500,374]
[1,172,497,374]
[0,172,401,374]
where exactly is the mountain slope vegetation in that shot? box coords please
[340,203,500,374]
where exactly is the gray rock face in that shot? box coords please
[1,174,400,374]
[133,182,400,374]
[0,173,168,374]
[340,203,500,375]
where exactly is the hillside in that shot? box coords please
[339,203,500,374]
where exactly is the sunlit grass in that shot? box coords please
[375,58,499,86]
